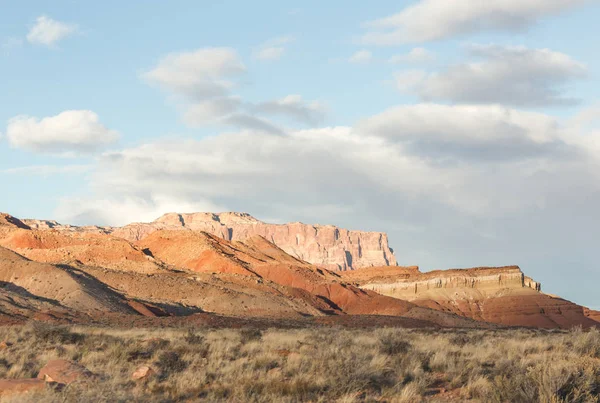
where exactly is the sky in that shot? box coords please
[1,1,600,308]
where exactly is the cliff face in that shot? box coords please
[352,266,541,298]
[342,266,598,329]
[110,212,397,271]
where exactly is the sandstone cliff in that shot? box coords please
[107,212,397,271]
[346,266,541,297]
[342,266,598,329]
[21,213,396,270]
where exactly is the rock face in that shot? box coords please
[37,359,95,384]
[22,212,397,270]
[19,212,397,270]
[111,212,397,271]
[347,266,541,297]
[342,266,598,329]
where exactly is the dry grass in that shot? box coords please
[0,323,599,402]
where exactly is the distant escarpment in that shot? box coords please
[24,212,397,271]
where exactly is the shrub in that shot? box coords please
[239,328,263,343]
[155,351,188,376]
[29,321,85,344]
[126,348,152,362]
[378,333,411,355]
[184,329,205,345]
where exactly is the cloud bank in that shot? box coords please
[395,45,587,106]
[361,0,588,44]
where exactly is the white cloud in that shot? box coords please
[143,47,265,129]
[183,97,243,126]
[389,47,435,64]
[27,15,78,46]
[142,47,245,101]
[143,47,321,132]
[395,45,587,106]
[361,0,589,44]
[349,49,372,64]
[254,95,326,126]
[6,110,118,155]
[58,104,598,225]
[60,127,444,225]
[356,104,571,161]
[253,36,294,61]
[0,165,91,176]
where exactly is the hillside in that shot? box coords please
[0,212,597,329]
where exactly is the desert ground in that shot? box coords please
[0,323,599,402]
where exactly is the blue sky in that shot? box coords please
[1,1,600,308]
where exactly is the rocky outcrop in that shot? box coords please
[124,212,397,270]
[37,359,96,385]
[350,266,541,298]
[24,212,397,271]
[342,266,598,329]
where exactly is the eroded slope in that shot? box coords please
[343,265,598,329]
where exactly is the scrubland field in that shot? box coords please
[0,323,599,402]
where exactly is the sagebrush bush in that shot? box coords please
[155,351,188,376]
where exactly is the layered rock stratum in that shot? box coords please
[341,266,598,329]
[23,212,397,271]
